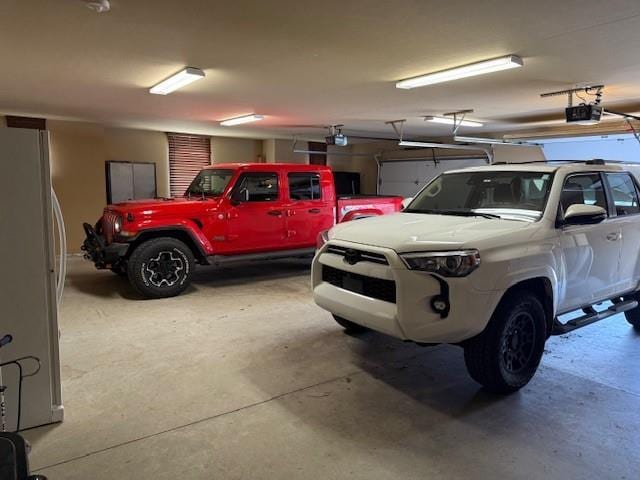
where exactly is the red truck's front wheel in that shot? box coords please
[127,237,195,299]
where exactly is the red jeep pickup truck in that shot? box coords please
[82,163,403,298]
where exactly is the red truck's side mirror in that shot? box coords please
[230,187,249,206]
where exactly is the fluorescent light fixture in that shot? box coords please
[399,140,452,148]
[454,135,539,146]
[398,140,494,155]
[149,67,205,95]
[425,116,483,128]
[396,55,523,89]
[220,114,264,126]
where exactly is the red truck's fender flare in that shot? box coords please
[129,219,213,261]
[341,208,384,222]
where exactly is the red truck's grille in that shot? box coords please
[101,211,120,244]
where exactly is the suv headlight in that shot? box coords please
[316,229,330,249]
[400,250,481,277]
[113,216,122,233]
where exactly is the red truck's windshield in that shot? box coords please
[185,169,234,197]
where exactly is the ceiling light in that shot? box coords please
[399,141,451,148]
[396,55,523,89]
[425,116,483,128]
[453,136,539,146]
[149,67,205,95]
[220,114,264,126]
[83,0,110,13]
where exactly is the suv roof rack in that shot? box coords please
[492,159,622,165]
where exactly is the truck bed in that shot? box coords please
[336,194,403,222]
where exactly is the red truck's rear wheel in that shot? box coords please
[127,237,195,299]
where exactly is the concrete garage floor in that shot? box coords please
[25,257,639,479]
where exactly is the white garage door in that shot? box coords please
[378,158,487,197]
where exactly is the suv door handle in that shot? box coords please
[308,208,321,214]
[267,210,282,216]
[606,232,620,241]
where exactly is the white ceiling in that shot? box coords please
[2,0,640,140]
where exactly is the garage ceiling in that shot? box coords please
[2,0,640,139]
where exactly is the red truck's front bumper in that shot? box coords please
[81,222,129,269]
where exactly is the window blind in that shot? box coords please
[167,133,211,197]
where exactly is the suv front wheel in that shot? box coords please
[463,290,547,394]
[333,315,369,334]
[127,237,195,299]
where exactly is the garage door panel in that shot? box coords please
[380,162,421,182]
[379,180,423,197]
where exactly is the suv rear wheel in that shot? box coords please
[463,290,547,394]
[127,237,195,299]
[623,292,640,330]
[333,315,369,334]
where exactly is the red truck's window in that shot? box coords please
[288,173,321,201]
[234,173,279,202]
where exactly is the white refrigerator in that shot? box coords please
[0,127,64,431]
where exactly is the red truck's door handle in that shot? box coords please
[308,208,321,214]
[267,210,282,216]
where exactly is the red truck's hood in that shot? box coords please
[106,197,224,216]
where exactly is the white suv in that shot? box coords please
[312,160,640,393]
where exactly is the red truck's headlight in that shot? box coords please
[113,216,122,233]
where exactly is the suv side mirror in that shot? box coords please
[563,204,606,225]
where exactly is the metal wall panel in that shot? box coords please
[133,162,157,199]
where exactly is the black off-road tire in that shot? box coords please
[623,292,640,330]
[127,238,195,299]
[463,290,547,394]
[333,315,369,334]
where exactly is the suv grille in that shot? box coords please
[326,245,389,265]
[322,265,396,303]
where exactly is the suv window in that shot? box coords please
[605,173,640,216]
[234,173,279,202]
[560,174,607,214]
[288,173,321,200]
[408,171,553,222]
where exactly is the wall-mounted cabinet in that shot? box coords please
[106,161,157,204]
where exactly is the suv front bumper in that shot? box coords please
[312,241,503,344]
[81,222,129,269]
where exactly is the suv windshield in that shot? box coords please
[186,169,234,197]
[406,170,554,222]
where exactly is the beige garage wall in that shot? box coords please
[263,139,309,163]
[47,120,169,253]
[212,136,264,163]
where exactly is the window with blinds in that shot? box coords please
[167,133,212,197]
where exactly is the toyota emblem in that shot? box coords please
[344,249,361,265]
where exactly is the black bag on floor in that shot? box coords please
[0,433,46,480]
